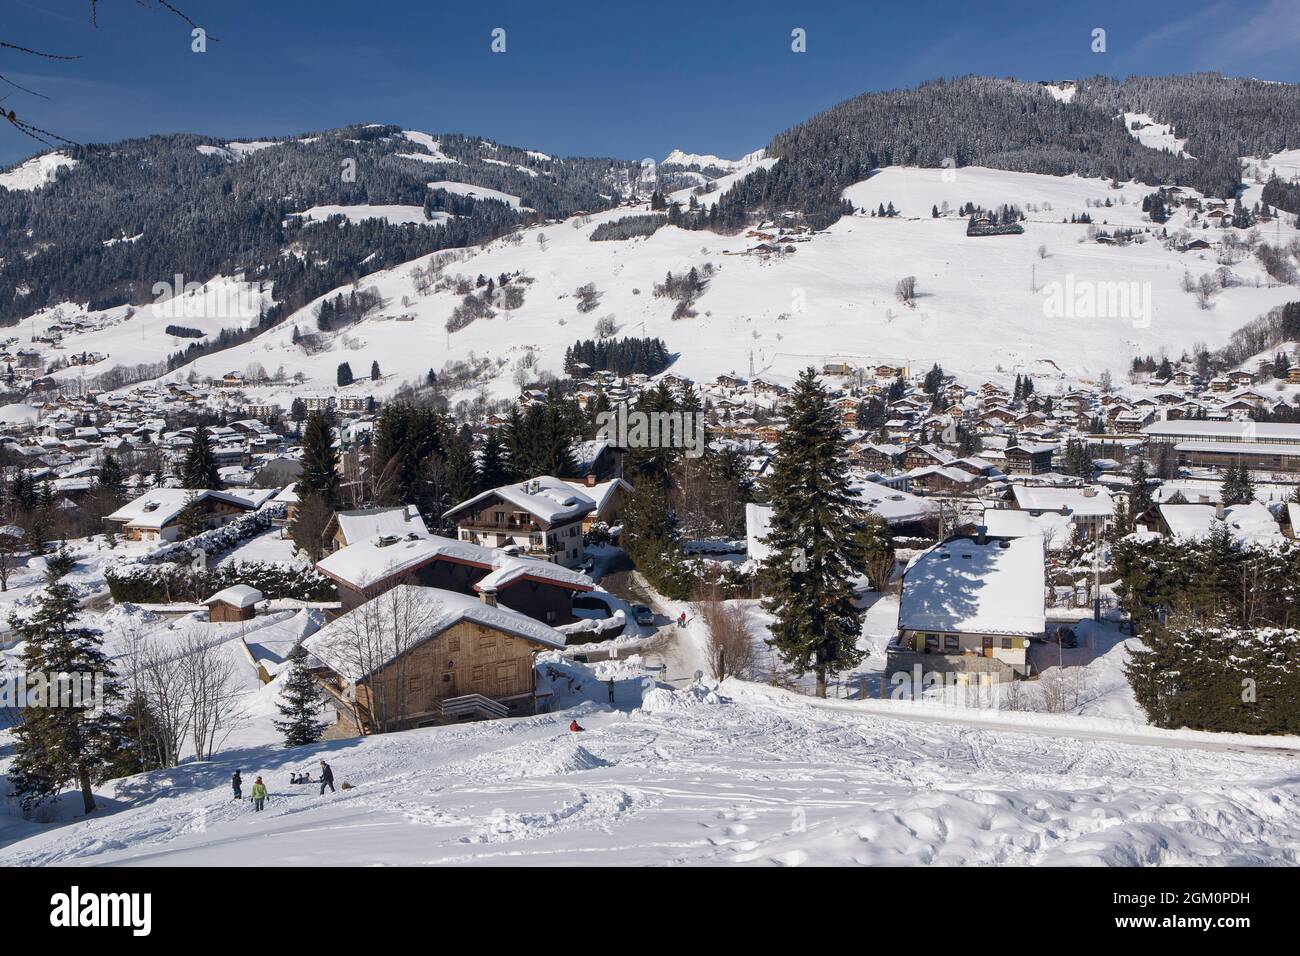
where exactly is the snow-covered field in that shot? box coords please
[2,678,1297,866]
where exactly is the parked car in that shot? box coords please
[1053,626,1078,649]
[631,604,655,626]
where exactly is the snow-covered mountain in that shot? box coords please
[3,74,1300,404]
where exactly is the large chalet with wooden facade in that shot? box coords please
[443,476,596,569]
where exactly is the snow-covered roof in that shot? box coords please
[302,585,565,681]
[899,535,1046,637]
[316,532,593,592]
[853,480,940,524]
[981,508,1073,551]
[444,475,595,525]
[106,488,257,529]
[334,505,428,546]
[1158,502,1284,547]
[1144,420,1300,443]
[1012,485,1115,518]
[205,584,264,609]
[558,478,631,515]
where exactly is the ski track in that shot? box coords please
[3,682,1299,867]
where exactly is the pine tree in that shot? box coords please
[337,362,354,387]
[298,412,340,507]
[9,553,125,813]
[180,427,220,489]
[97,452,125,500]
[760,369,867,696]
[1221,461,1255,506]
[1129,457,1153,518]
[477,428,509,491]
[275,646,327,747]
[370,360,381,381]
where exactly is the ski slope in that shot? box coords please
[1,680,1296,866]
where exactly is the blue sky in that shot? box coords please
[2,0,1298,166]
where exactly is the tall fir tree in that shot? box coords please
[477,428,510,491]
[299,411,340,507]
[180,427,220,489]
[760,369,867,696]
[9,551,125,812]
[275,646,327,747]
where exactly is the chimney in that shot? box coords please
[479,588,497,607]
[1215,502,1225,520]
[585,473,596,487]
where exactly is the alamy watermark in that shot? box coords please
[1040,275,1151,329]
[595,402,705,458]
[1,670,106,715]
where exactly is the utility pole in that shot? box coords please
[1092,523,1102,623]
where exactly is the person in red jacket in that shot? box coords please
[569,719,584,732]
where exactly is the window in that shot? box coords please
[1001,638,1013,650]
[944,635,959,651]
[471,665,484,681]
[545,610,557,623]
[924,634,939,652]
[446,636,460,653]
[479,634,496,649]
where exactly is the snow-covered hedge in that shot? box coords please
[106,559,334,604]
[143,504,285,566]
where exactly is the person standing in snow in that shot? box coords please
[232,770,242,801]
[318,759,335,794]
[607,679,616,704]
[251,777,267,812]
[678,611,686,629]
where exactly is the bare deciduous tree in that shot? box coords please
[696,589,758,682]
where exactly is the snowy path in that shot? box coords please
[2,682,1298,867]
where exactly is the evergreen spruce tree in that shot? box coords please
[477,428,509,491]
[1220,461,1255,506]
[298,412,340,507]
[96,452,126,500]
[370,360,381,381]
[337,362,354,387]
[9,553,124,812]
[180,427,220,489]
[1129,457,1153,519]
[275,646,327,747]
[760,369,867,696]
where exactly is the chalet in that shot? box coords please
[105,488,259,543]
[1003,443,1055,475]
[1011,484,1114,536]
[444,476,595,569]
[887,533,1044,681]
[901,444,954,471]
[315,532,593,622]
[1228,370,1256,386]
[560,477,633,531]
[303,585,566,733]
[324,505,428,554]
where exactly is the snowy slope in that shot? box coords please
[1,681,1297,866]
[0,152,78,191]
[76,162,1294,411]
[1121,113,1191,158]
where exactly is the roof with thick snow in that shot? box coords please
[558,478,631,516]
[981,508,1073,551]
[443,476,595,526]
[899,535,1046,637]
[1144,420,1300,443]
[1012,485,1115,518]
[302,584,565,681]
[334,505,428,546]
[315,532,593,593]
[106,488,259,529]
[1158,502,1284,547]
[205,584,264,609]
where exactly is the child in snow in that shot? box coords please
[569,719,585,732]
[318,759,335,794]
[232,770,242,801]
[251,777,267,812]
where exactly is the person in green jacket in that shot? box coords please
[252,777,268,812]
